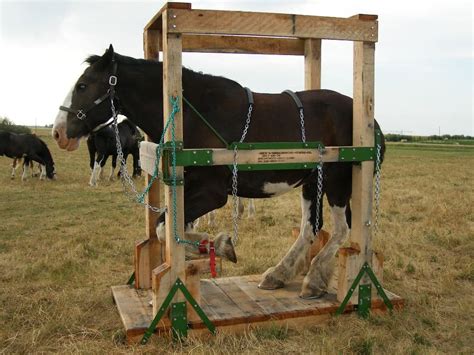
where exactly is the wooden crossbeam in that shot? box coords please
[164,9,377,42]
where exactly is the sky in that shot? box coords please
[0,0,472,136]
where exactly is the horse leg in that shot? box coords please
[247,198,256,218]
[21,157,34,181]
[300,204,349,298]
[237,197,244,218]
[39,164,46,180]
[89,155,104,186]
[259,183,321,289]
[132,146,141,177]
[11,158,18,179]
[207,210,216,227]
[300,169,351,299]
[109,155,117,181]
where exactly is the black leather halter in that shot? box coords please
[59,60,119,133]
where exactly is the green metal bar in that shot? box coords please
[357,284,372,318]
[335,262,367,315]
[126,272,135,286]
[140,278,216,345]
[339,147,375,162]
[230,162,319,171]
[183,96,229,147]
[140,281,180,345]
[229,141,323,150]
[170,302,188,340]
[364,263,394,312]
[176,278,216,335]
[335,262,394,316]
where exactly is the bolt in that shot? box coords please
[173,14,177,19]
[193,161,197,164]
[172,24,177,29]
[193,151,196,154]
[207,160,210,164]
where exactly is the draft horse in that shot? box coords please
[87,119,141,186]
[0,131,55,180]
[52,46,385,299]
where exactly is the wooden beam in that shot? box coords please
[304,39,321,90]
[161,10,186,302]
[165,9,378,42]
[181,35,304,55]
[144,2,192,31]
[351,41,375,263]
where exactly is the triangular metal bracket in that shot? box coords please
[140,277,216,345]
[335,262,394,317]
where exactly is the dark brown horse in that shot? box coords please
[52,46,384,298]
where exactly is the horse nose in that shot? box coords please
[53,129,60,141]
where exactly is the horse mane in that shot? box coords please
[36,137,55,167]
[85,52,241,86]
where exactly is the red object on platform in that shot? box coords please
[209,240,217,278]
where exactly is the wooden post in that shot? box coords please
[152,10,186,316]
[304,39,321,90]
[134,29,164,289]
[338,40,375,299]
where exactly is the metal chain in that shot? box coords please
[313,144,324,234]
[231,104,253,246]
[111,94,177,214]
[373,143,382,236]
[299,108,306,143]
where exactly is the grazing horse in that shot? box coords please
[52,46,385,299]
[87,119,141,186]
[0,131,55,180]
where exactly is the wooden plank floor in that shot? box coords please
[112,275,404,341]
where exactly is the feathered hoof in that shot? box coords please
[258,267,285,290]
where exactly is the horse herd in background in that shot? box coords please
[0,119,141,186]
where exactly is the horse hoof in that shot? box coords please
[258,267,285,290]
[299,287,326,299]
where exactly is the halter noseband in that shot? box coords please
[59,60,119,133]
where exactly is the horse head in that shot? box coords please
[53,45,118,151]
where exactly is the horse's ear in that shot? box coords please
[102,44,115,63]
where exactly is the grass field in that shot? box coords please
[1,128,473,354]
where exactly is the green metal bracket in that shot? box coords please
[140,277,216,345]
[170,302,188,340]
[339,147,375,162]
[358,284,372,318]
[127,272,135,286]
[335,262,393,316]
[161,141,185,186]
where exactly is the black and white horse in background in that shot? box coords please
[87,119,141,187]
[11,157,42,179]
[52,46,385,299]
[0,131,55,180]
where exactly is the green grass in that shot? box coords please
[0,129,473,353]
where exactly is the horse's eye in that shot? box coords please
[76,83,87,91]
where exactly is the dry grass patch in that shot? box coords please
[0,129,473,353]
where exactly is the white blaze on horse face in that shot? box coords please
[52,86,80,151]
[262,182,298,196]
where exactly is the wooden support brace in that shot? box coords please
[337,248,383,303]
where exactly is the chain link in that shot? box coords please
[313,145,324,234]
[299,108,306,143]
[231,104,253,246]
[373,143,382,236]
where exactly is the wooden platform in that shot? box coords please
[112,275,403,342]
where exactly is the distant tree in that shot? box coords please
[0,116,31,134]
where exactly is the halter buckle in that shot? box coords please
[76,110,86,120]
[109,75,117,86]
